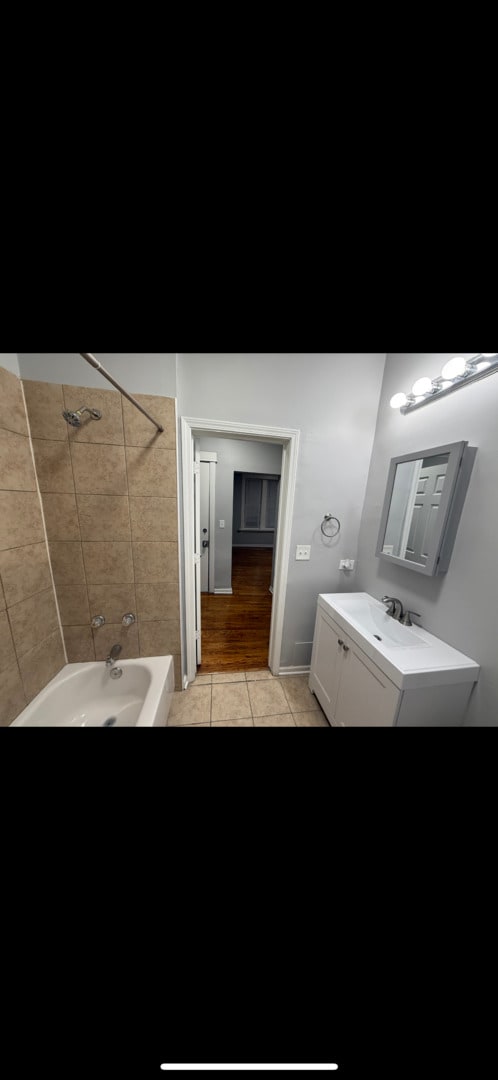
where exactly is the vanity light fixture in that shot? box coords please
[390,353,498,413]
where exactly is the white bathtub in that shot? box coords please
[10,656,175,727]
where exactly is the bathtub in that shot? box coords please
[10,656,175,727]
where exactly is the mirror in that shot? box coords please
[376,441,476,576]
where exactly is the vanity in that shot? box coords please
[309,593,480,726]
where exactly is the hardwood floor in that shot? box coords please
[198,547,273,673]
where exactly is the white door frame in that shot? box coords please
[181,416,300,686]
[198,450,217,593]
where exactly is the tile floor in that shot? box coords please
[167,670,331,726]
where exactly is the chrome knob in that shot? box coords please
[342,644,349,652]
[122,613,136,626]
[91,614,106,628]
[338,639,344,646]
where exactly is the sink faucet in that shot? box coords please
[105,643,122,669]
[381,596,404,621]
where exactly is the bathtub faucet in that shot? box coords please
[105,643,122,669]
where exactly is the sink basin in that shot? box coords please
[327,593,426,647]
[317,592,480,690]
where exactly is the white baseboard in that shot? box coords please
[214,588,233,595]
[278,665,311,676]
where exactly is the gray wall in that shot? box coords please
[179,354,386,668]
[17,353,177,397]
[356,353,498,725]
[0,354,20,376]
[197,436,282,588]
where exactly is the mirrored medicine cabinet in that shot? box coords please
[376,441,477,576]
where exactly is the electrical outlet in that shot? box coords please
[219,520,225,528]
[339,558,355,570]
[296,545,311,560]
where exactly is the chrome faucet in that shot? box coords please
[381,596,404,621]
[105,643,122,669]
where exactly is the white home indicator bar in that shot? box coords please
[160,1068,339,1072]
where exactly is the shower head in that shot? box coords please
[62,406,102,427]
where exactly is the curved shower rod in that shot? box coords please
[79,353,164,432]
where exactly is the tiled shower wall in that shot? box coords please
[0,366,65,725]
[22,379,182,690]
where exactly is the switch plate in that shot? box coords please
[219,520,225,528]
[339,558,355,570]
[296,545,311,560]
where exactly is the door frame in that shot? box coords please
[181,416,300,686]
[198,448,217,593]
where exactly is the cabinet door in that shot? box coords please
[335,641,401,726]
[309,608,344,721]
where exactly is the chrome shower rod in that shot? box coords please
[79,353,164,432]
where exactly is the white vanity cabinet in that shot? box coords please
[309,593,480,726]
[310,606,400,726]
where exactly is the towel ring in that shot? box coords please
[321,514,341,538]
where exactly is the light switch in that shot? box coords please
[296,545,311,560]
[219,520,225,528]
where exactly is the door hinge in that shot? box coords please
[195,631,200,640]
[193,462,200,476]
[194,553,200,564]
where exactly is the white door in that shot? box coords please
[199,460,210,592]
[194,444,202,665]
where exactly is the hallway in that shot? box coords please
[198,548,273,673]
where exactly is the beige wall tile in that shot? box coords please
[62,385,124,444]
[41,493,81,541]
[92,622,139,660]
[63,625,95,662]
[32,438,74,492]
[70,443,127,495]
[125,446,177,497]
[0,662,27,725]
[0,429,37,490]
[0,366,28,436]
[135,582,179,621]
[87,584,136,624]
[173,653,182,691]
[82,541,134,584]
[22,380,68,441]
[0,543,50,607]
[56,585,90,626]
[0,610,17,674]
[122,394,176,450]
[8,587,59,659]
[129,497,178,541]
[18,629,65,703]
[132,542,178,583]
[0,542,52,606]
[0,491,44,550]
[211,682,252,722]
[247,680,289,717]
[49,541,86,584]
[76,495,131,541]
[139,619,181,656]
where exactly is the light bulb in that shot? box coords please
[411,377,433,396]
[481,353,497,357]
[441,356,467,380]
[474,360,492,372]
[439,380,453,389]
[390,392,408,408]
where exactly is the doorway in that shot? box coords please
[181,417,300,686]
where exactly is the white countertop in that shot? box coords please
[318,592,480,690]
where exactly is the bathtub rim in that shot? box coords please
[9,656,175,728]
